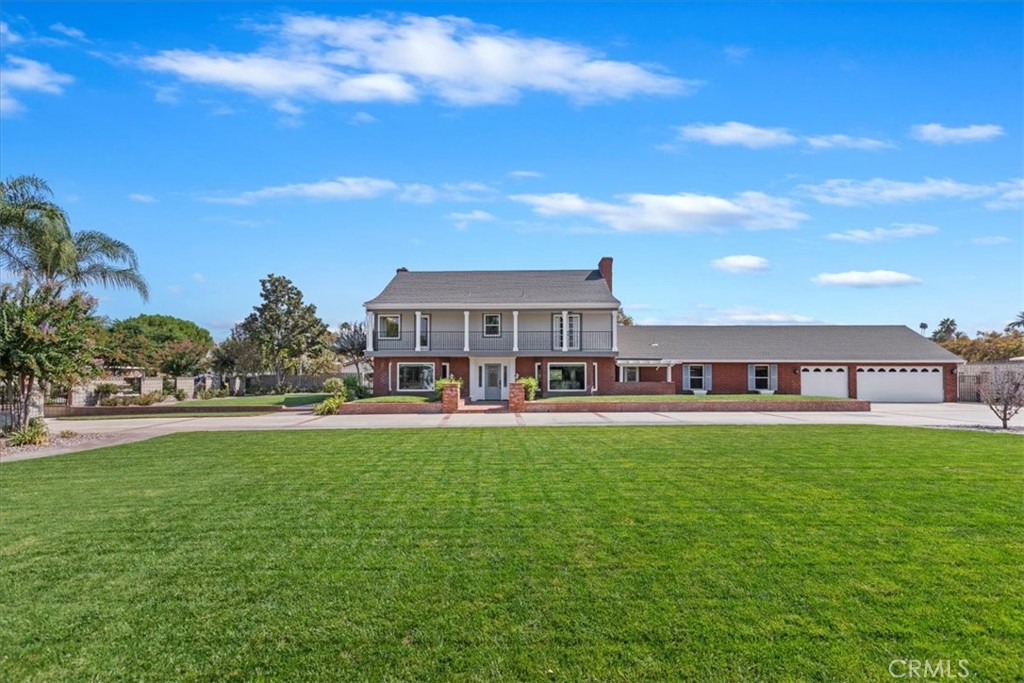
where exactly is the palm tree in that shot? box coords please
[1,174,148,300]
[931,318,958,342]
[918,322,928,336]
[1007,311,1024,332]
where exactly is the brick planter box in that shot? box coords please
[338,402,443,415]
[524,400,871,413]
[45,404,286,418]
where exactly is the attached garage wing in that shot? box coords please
[800,366,849,398]
[856,366,944,403]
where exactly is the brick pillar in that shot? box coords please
[508,382,525,413]
[442,383,461,413]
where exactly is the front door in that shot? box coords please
[484,364,502,400]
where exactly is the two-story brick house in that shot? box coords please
[364,258,963,402]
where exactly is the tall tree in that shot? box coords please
[103,314,213,374]
[918,322,928,336]
[0,174,148,300]
[336,321,368,384]
[1006,311,1024,332]
[211,325,264,379]
[930,318,958,342]
[241,274,329,383]
[0,281,102,429]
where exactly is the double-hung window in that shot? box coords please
[622,367,639,382]
[748,364,777,391]
[483,313,501,337]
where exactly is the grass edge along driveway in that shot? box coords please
[1,426,1020,682]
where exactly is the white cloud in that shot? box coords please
[723,45,750,63]
[812,270,922,287]
[1,21,22,46]
[509,170,543,179]
[128,193,158,203]
[140,13,692,111]
[971,236,1012,246]
[191,272,207,283]
[804,134,892,150]
[679,121,798,148]
[510,189,807,232]
[716,308,816,324]
[800,177,1007,206]
[911,123,1004,144]
[348,111,378,125]
[678,122,889,151]
[271,99,304,116]
[711,255,770,273]
[985,179,1023,210]
[397,183,438,203]
[826,223,938,243]
[446,209,496,229]
[0,56,74,116]
[50,23,88,41]
[205,176,398,204]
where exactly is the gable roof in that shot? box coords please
[617,325,963,363]
[364,269,620,308]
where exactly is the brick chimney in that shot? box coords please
[598,257,613,293]
[396,267,409,274]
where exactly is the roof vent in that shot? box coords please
[651,343,659,347]
[396,267,409,274]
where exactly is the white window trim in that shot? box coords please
[622,367,639,382]
[687,364,704,391]
[551,313,582,351]
[379,314,401,340]
[546,362,587,392]
[483,313,502,338]
[440,362,451,379]
[396,362,435,392]
[418,314,431,349]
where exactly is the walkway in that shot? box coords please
[2,403,1017,463]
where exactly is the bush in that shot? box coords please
[313,395,345,415]
[196,388,229,400]
[519,376,540,401]
[7,418,49,446]
[162,378,175,394]
[322,378,347,398]
[137,391,165,406]
[342,375,369,400]
[59,429,77,439]
[435,377,463,400]
[173,389,187,401]
[272,383,294,395]
[93,382,124,398]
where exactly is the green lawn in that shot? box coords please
[534,393,843,402]
[350,395,436,403]
[180,392,329,407]
[1,427,1020,681]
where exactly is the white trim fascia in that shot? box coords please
[365,303,619,311]
[617,358,963,364]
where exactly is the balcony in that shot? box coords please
[373,330,614,353]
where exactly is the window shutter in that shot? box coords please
[770,364,778,391]
[747,364,756,391]
[683,365,691,389]
[705,364,713,391]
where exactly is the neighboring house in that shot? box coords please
[364,258,963,403]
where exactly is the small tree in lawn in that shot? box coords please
[336,321,368,385]
[0,281,101,430]
[211,325,263,393]
[240,274,329,384]
[978,368,1024,429]
[159,339,210,377]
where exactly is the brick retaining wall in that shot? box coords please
[338,402,443,415]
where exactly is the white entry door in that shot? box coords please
[856,366,944,403]
[800,366,848,398]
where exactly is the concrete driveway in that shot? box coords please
[2,402,1018,463]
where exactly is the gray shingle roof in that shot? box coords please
[365,269,620,308]
[617,325,963,363]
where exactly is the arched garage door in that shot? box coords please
[800,366,848,398]
[856,366,944,403]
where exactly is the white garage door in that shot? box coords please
[800,366,849,398]
[856,366,944,403]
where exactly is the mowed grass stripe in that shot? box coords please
[1,426,1020,682]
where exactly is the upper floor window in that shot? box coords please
[483,313,502,337]
[379,315,400,339]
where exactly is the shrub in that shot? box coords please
[99,396,123,407]
[272,383,294,395]
[162,378,175,394]
[322,378,347,398]
[93,382,124,398]
[7,418,49,446]
[313,395,345,415]
[137,391,165,406]
[196,388,229,400]
[58,429,77,439]
[173,389,187,401]
[519,376,540,401]
[342,375,369,400]
[435,377,463,400]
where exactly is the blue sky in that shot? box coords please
[1,2,1020,340]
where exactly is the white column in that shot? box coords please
[366,312,375,352]
[512,310,519,352]
[611,310,618,352]
[561,310,568,352]
[414,311,422,351]
[667,365,673,382]
[463,311,470,352]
